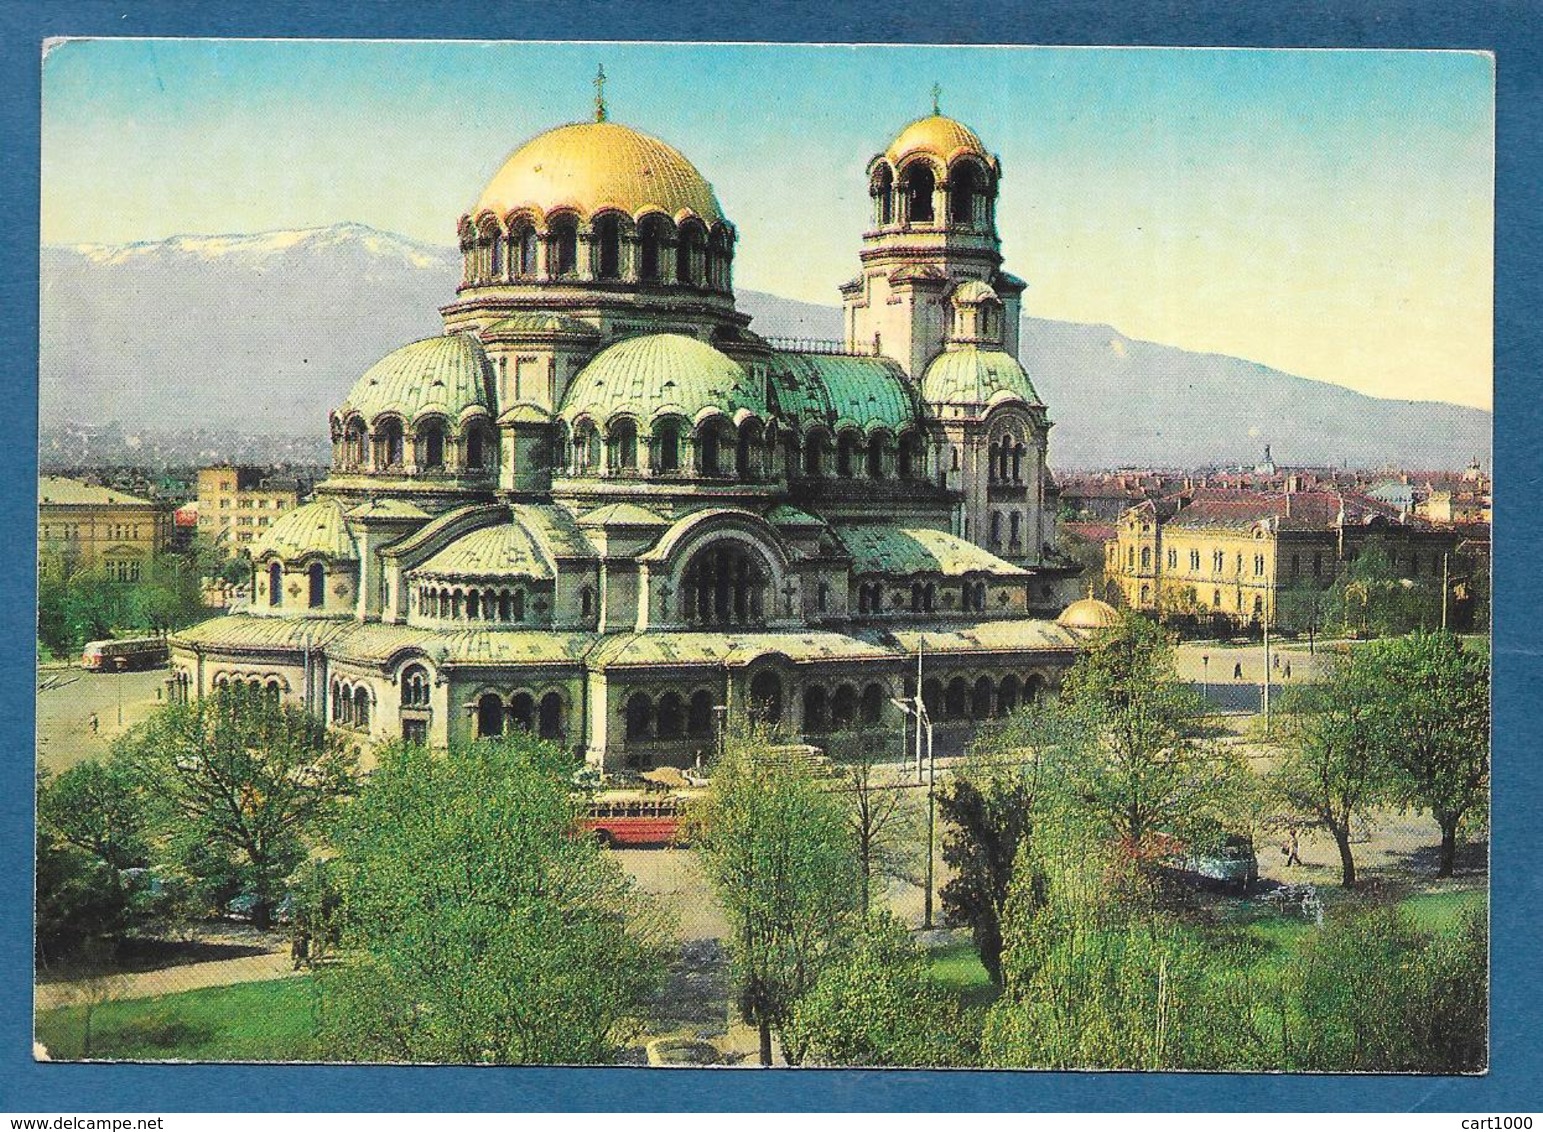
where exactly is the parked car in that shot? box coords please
[1182,835,1259,891]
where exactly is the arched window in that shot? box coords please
[625,693,653,741]
[639,216,669,282]
[802,686,828,734]
[860,683,885,726]
[610,419,639,473]
[549,216,578,276]
[682,542,767,626]
[539,692,564,739]
[511,223,538,277]
[376,419,405,468]
[581,586,595,620]
[922,678,943,718]
[268,562,283,608]
[972,676,994,719]
[401,664,430,708]
[419,420,445,470]
[836,431,859,478]
[353,686,371,730]
[903,164,936,223]
[594,214,622,280]
[871,164,894,226]
[945,677,969,720]
[749,671,783,725]
[804,431,828,477]
[924,582,936,612]
[655,421,681,474]
[997,675,1021,716]
[866,435,885,478]
[676,221,705,286]
[512,590,525,621]
[990,512,1002,546]
[830,685,858,730]
[465,425,485,471]
[1025,674,1046,703]
[466,591,480,620]
[687,690,714,737]
[736,422,758,480]
[950,163,982,227]
[477,693,504,738]
[488,231,503,278]
[1141,547,1152,569]
[331,683,342,722]
[307,562,325,609]
[344,418,366,467]
[1012,443,1024,482]
[1010,512,1021,548]
[988,441,1000,482]
[897,433,916,478]
[508,692,535,732]
[657,692,684,740]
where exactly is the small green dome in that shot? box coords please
[412,519,554,581]
[921,346,1041,408]
[337,334,495,424]
[559,333,764,426]
[251,498,357,563]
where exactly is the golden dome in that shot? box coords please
[472,121,725,226]
[1057,597,1121,631]
[884,115,991,168]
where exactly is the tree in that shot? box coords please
[116,685,358,927]
[38,761,150,872]
[1289,906,1486,1072]
[936,710,1052,985]
[1272,660,1389,888]
[982,834,1276,1071]
[690,738,859,1066]
[1049,612,1247,851]
[829,737,921,913]
[786,913,967,1067]
[1364,632,1489,877]
[35,828,131,968]
[317,737,669,1064]
[1276,577,1330,652]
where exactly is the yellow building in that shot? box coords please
[1105,490,1467,629]
[37,476,172,578]
[196,466,303,552]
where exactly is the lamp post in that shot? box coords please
[891,642,936,930]
[1201,653,1209,698]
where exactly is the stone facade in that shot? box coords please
[172,106,1087,769]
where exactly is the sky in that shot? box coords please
[40,40,1494,410]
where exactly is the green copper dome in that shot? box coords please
[337,334,495,424]
[412,519,555,581]
[769,353,919,433]
[921,346,1041,408]
[559,333,764,427]
[251,498,357,563]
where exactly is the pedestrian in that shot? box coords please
[88,713,98,734]
[291,930,310,971]
[1233,661,1243,681]
[1284,661,1292,680]
[1273,653,1281,671]
[1285,826,1303,867]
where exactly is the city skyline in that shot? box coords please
[42,40,1493,410]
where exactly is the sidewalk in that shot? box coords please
[36,942,295,1011]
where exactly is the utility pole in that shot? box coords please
[1442,551,1450,632]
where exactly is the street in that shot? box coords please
[36,665,169,774]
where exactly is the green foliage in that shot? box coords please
[937,712,1053,985]
[1326,541,1443,638]
[37,554,208,656]
[828,738,923,913]
[787,913,970,1067]
[38,761,151,871]
[1052,613,1247,849]
[983,835,1278,1070]
[35,829,131,968]
[316,736,670,1065]
[115,686,359,927]
[1361,632,1490,876]
[690,738,860,1065]
[1289,906,1486,1072]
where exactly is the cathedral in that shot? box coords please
[170,89,1113,769]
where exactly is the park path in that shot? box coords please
[36,943,295,1011]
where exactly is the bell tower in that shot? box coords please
[841,99,1024,379]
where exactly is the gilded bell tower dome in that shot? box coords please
[841,96,1024,380]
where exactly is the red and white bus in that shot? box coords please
[80,636,169,672]
[578,792,692,848]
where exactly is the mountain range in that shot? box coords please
[39,222,1490,471]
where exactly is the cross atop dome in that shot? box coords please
[931,81,942,116]
[594,64,607,123]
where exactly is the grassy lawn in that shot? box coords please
[925,938,999,1009]
[1399,887,1486,933]
[36,977,316,1062]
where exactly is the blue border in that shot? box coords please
[5,0,1537,1113]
